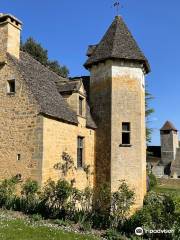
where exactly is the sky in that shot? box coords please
[1,0,180,145]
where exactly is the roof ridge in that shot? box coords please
[6,53,42,113]
[111,17,119,56]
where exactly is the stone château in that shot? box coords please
[0,13,150,208]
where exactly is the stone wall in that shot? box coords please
[111,62,146,207]
[42,116,95,189]
[160,131,179,166]
[171,148,180,177]
[0,60,95,189]
[0,19,21,61]
[66,91,86,118]
[90,61,112,188]
[0,60,43,183]
[89,60,146,208]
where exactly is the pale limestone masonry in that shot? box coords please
[0,59,43,183]
[149,122,180,179]
[65,84,87,118]
[42,117,95,189]
[0,52,95,187]
[171,148,180,178]
[160,129,179,166]
[0,14,21,61]
[0,13,95,189]
[89,60,146,207]
[111,62,146,203]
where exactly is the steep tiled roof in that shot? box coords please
[84,16,150,73]
[161,121,177,131]
[86,104,97,129]
[8,52,78,125]
[57,80,82,94]
[86,45,98,57]
[7,52,96,129]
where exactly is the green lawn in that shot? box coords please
[154,185,180,195]
[153,180,180,196]
[0,218,99,240]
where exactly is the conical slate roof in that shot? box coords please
[84,16,150,73]
[161,121,178,131]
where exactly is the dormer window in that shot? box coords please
[79,96,84,116]
[7,79,15,94]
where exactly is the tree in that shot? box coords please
[21,37,69,77]
[145,86,155,144]
[47,60,69,78]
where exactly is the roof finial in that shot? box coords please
[113,1,121,16]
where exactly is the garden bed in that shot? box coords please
[0,209,100,240]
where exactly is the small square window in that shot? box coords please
[7,79,15,94]
[17,154,21,161]
[122,122,131,145]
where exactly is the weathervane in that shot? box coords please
[113,1,121,16]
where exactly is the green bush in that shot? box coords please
[111,180,135,228]
[171,193,180,214]
[129,237,143,240]
[0,177,19,209]
[104,229,128,240]
[20,179,40,214]
[122,192,176,239]
[81,187,93,213]
[148,173,157,190]
[40,179,73,218]
[30,213,43,222]
[54,219,69,226]
[21,179,39,196]
[92,183,111,229]
[0,177,139,236]
[172,214,180,240]
[67,187,82,219]
[69,187,93,226]
[79,221,92,232]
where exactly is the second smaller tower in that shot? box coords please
[160,121,179,167]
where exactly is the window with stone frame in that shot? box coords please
[77,136,84,168]
[122,122,131,145]
[79,96,84,116]
[7,79,15,94]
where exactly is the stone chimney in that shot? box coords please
[0,13,22,62]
